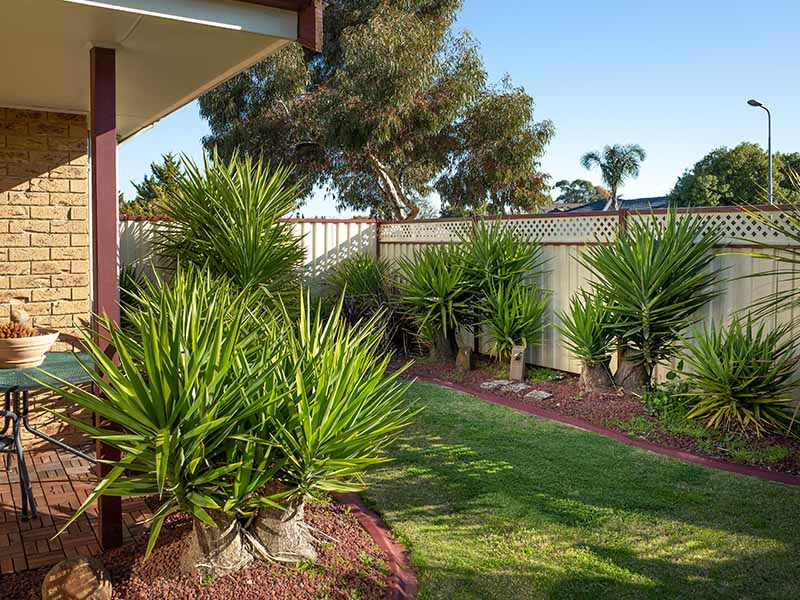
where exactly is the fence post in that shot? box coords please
[375,218,382,259]
[618,207,628,234]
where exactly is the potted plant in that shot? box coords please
[0,295,58,368]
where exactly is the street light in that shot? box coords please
[747,99,773,205]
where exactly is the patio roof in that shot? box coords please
[0,0,322,554]
[1,0,321,141]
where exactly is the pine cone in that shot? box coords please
[0,322,36,339]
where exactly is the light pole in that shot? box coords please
[748,99,773,205]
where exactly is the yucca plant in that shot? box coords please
[155,150,304,300]
[324,253,402,352]
[118,263,147,330]
[326,253,392,300]
[581,211,723,393]
[481,284,548,360]
[396,244,471,358]
[461,219,546,343]
[557,291,617,393]
[39,267,286,578]
[679,318,799,436]
[460,220,545,297]
[251,294,416,562]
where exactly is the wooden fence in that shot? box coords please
[120,207,797,376]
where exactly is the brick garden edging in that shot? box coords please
[333,492,418,600]
[414,375,800,487]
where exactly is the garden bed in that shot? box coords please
[398,355,800,476]
[1,500,395,600]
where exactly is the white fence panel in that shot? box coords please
[119,218,379,288]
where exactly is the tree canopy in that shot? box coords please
[119,153,182,216]
[553,179,610,205]
[668,143,800,207]
[199,0,554,220]
[580,144,646,209]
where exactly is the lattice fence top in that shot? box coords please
[379,209,795,246]
[380,214,620,244]
[380,220,472,243]
[627,210,794,245]
[504,214,619,243]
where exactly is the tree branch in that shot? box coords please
[366,151,420,220]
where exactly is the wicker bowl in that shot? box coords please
[0,329,60,369]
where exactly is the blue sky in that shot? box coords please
[118,0,800,216]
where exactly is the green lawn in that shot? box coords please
[363,382,800,600]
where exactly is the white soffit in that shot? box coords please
[0,0,297,139]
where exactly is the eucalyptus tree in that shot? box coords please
[199,0,553,219]
[580,144,647,209]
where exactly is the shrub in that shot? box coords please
[481,284,548,360]
[580,211,723,392]
[326,253,392,301]
[641,371,689,417]
[557,291,616,393]
[42,267,284,577]
[679,318,799,436]
[396,244,471,358]
[325,253,402,352]
[155,150,304,298]
[251,294,415,562]
[43,269,417,574]
[558,291,616,367]
[461,220,545,297]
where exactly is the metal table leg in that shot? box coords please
[1,389,11,437]
[20,389,96,463]
[13,415,35,521]
[0,395,36,521]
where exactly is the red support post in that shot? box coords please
[90,46,123,550]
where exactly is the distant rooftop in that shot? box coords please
[551,196,668,213]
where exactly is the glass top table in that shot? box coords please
[0,352,96,520]
[0,351,94,391]
[1,351,96,461]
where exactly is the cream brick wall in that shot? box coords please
[0,107,90,340]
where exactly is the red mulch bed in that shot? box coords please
[1,501,391,600]
[399,355,800,476]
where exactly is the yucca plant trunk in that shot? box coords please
[431,326,458,360]
[614,348,649,395]
[180,511,251,578]
[252,484,316,563]
[580,359,614,394]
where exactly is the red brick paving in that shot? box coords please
[0,443,151,574]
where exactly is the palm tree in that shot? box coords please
[580,144,647,209]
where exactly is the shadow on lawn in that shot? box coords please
[378,432,797,536]
[369,416,800,544]
[363,385,800,598]
[419,543,799,600]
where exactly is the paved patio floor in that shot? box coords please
[0,444,151,574]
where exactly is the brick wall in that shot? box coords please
[0,107,90,341]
